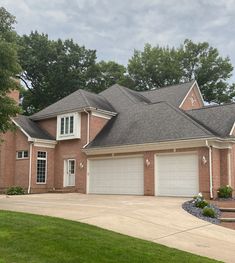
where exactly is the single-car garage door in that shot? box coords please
[155,153,199,197]
[88,156,144,195]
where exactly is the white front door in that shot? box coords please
[64,159,75,187]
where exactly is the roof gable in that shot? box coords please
[186,103,235,137]
[13,115,55,141]
[31,89,115,120]
[140,81,195,107]
[100,84,150,112]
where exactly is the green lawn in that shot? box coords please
[0,211,220,263]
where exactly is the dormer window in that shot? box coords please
[60,115,74,135]
[57,113,81,140]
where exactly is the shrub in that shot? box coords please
[195,200,208,209]
[193,193,208,208]
[217,185,233,198]
[202,207,216,218]
[6,186,25,195]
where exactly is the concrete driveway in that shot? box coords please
[0,194,235,262]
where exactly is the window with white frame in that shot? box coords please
[37,151,47,183]
[57,113,80,140]
[16,150,28,159]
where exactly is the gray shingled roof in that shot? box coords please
[31,89,115,120]
[100,84,150,112]
[140,81,195,107]
[186,103,235,137]
[87,102,214,148]
[13,115,55,140]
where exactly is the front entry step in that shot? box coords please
[219,207,235,212]
[220,218,235,222]
[48,187,76,193]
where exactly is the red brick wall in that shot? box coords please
[30,146,55,193]
[37,118,57,138]
[7,90,20,104]
[144,151,155,195]
[181,84,203,110]
[220,149,229,186]
[14,130,30,189]
[89,114,109,142]
[0,131,16,189]
[231,146,235,196]
[198,147,210,198]
[54,112,88,193]
[212,148,221,197]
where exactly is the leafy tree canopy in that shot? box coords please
[0,7,21,133]
[18,31,98,114]
[128,40,235,103]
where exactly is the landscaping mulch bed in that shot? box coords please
[182,200,221,224]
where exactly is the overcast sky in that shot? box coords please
[2,0,235,80]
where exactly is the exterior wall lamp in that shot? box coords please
[79,162,84,169]
[202,156,207,165]
[145,158,150,167]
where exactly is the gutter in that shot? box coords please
[83,109,90,148]
[206,140,213,199]
[27,142,33,194]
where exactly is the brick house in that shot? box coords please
[1,80,235,198]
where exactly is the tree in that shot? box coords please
[128,44,183,90]
[128,40,235,103]
[0,7,21,133]
[91,61,135,93]
[18,32,98,114]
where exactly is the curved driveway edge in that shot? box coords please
[0,193,234,262]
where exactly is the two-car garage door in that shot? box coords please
[88,156,144,195]
[88,153,199,197]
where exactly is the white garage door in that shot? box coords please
[88,156,144,195]
[155,153,199,197]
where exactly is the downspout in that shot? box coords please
[27,142,33,194]
[83,109,90,148]
[206,140,213,199]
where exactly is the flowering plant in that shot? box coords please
[193,192,208,208]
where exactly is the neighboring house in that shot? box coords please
[0,80,235,198]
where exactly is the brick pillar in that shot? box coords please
[144,151,154,196]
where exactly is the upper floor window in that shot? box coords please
[60,115,74,135]
[57,113,81,140]
[16,150,28,159]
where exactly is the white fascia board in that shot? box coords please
[83,137,235,155]
[31,107,117,121]
[91,111,112,120]
[83,138,213,155]
[179,80,204,108]
[229,122,235,136]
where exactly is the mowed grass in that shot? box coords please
[0,211,220,263]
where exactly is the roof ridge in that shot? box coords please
[187,102,235,111]
[78,89,90,107]
[117,85,141,104]
[164,102,215,136]
[140,80,194,93]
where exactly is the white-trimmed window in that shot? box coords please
[37,151,47,184]
[16,150,28,159]
[57,113,81,140]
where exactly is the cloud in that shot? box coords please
[2,0,235,80]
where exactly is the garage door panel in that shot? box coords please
[156,154,199,197]
[88,157,144,195]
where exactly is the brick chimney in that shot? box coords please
[7,78,20,105]
[8,89,20,104]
